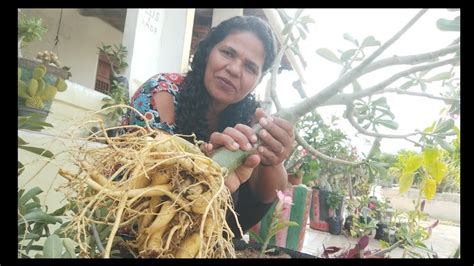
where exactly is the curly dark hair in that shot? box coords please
[175,16,277,142]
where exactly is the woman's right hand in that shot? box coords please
[203,124,260,193]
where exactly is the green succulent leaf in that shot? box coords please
[43,234,63,258]
[436,17,460,31]
[343,33,359,46]
[316,48,342,64]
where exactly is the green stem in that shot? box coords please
[210,111,297,173]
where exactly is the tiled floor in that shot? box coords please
[300,218,460,258]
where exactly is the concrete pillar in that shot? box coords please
[211,9,243,27]
[122,9,195,97]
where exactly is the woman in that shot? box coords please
[123,16,295,238]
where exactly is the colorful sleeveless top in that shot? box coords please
[122,73,184,133]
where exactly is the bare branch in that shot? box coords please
[374,88,460,104]
[361,44,459,75]
[350,57,459,101]
[295,132,363,166]
[403,137,424,148]
[269,45,288,111]
[325,57,459,105]
[284,9,428,121]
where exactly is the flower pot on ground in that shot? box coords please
[374,222,387,240]
[325,190,344,235]
[249,184,311,252]
[309,188,344,232]
[327,215,342,235]
[287,171,303,185]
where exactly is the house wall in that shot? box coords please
[19,129,106,215]
[19,9,123,89]
[123,9,195,96]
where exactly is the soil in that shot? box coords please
[233,239,316,259]
[235,247,291,258]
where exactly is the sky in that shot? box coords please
[255,8,460,155]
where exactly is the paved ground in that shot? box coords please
[301,219,460,258]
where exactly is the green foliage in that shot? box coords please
[436,16,460,31]
[316,33,381,75]
[251,193,299,257]
[98,43,129,75]
[18,63,69,111]
[281,9,315,54]
[18,115,54,176]
[353,96,398,132]
[326,190,343,210]
[98,44,130,130]
[101,79,130,123]
[286,111,353,189]
[18,15,47,44]
[18,187,77,258]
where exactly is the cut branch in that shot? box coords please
[295,133,362,166]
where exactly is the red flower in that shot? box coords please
[159,82,169,90]
[144,112,154,121]
[368,202,376,210]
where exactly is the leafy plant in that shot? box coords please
[326,190,343,211]
[98,43,128,76]
[248,190,299,257]
[18,15,47,45]
[18,187,77,258]
[98,43,130,131]
[18,115,54,175]
[284,110,353,188]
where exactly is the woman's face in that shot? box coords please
[204,31,265,110]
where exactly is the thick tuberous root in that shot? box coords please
[58,108,238,258]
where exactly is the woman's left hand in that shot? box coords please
[254,108,295,166]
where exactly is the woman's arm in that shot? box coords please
[248,163,288,203]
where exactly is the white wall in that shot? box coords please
[44,80,110,136]
[19,129,105,214]
[211,9,243,27]
[123,9,195,96]
[19,9,123,89]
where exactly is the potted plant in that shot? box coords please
[97,43,130,136]
[18,52,71,124]
[325,190,344,235]
[18,12,47,57]
[18,13,71,124]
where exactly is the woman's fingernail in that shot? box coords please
[232,142,240,149]
[251,135,258,142]
[245,143,252,150]
[260,117,267,126]
[260,130,267,137]
[258,146,265,153]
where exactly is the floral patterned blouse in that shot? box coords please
[122,73,184,133]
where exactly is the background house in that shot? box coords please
[18,8,294,211]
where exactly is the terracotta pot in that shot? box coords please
[287,173,302,185]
